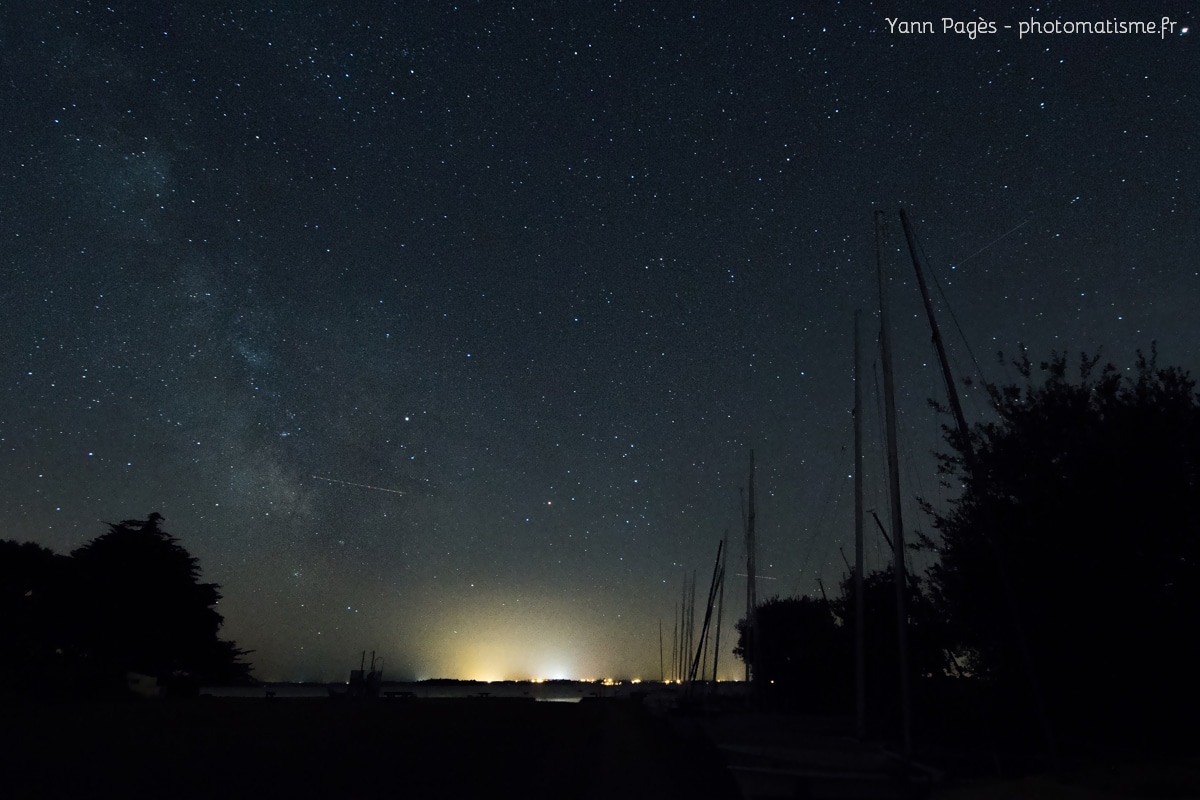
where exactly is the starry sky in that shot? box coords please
[2,2,1195,682]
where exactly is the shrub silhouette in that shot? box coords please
[927,347,1200,741]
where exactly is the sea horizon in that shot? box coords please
[202,677,749,704]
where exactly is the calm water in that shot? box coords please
[202,679,704,703]
[203,680,751,710]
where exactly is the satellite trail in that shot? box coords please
[311,475,406,496]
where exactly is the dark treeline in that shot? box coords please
[1,513,252,698]
[736,347,1200,753]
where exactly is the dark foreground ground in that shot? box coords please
[6,696,1200,799]
[1,696,741,799]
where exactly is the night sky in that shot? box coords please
[2,3,1195,682]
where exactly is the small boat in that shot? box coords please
[328,650,383,699]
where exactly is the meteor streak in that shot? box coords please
[311,475,406,495]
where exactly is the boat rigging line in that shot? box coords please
[909,215,1021,413]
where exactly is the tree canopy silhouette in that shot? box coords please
[1,513,251,696]
[0,540,74,694]
[927,346,1200,739]
[734,595,850,712]
[732,571,950,721]
[830,567,951,722]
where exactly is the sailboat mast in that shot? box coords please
[740,489,749,682]
[688,539,726,685]
[712,528,728,686]
[854,308,866,740]
[672,602,680,682]
[688,570,697,683]
[680,584,688,682]
[681,574,690,682]
[876,210,913,756]
[898,208,973,466]
[745,450,759,687]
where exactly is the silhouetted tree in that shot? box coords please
[0,540,75,693]
[927,346,1200,741]
[830,566,958,733]
[69,513,252,686]
[734,595,851,712]
[0,513,251,696]
[835,566,951,675]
